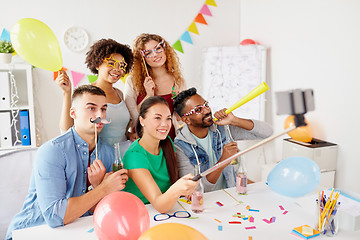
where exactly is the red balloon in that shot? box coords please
[240,39,256,45]
[94,192,150,240]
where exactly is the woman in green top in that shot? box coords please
[123,96,198,213]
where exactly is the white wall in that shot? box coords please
[240,0,360,193]
[0,0,240,143]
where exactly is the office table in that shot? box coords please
[12,182,360,240]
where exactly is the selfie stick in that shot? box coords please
[192,125,297,181]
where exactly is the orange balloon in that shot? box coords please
[138,223,208,240]
[284,115,312,142]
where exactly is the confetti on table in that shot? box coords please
[249,216,254,222]
[245,226,256,230]
[216,201,224,207]
[248,209,260,212]
[229,221,242,224]
[270,217,276,222]
[214,218,222,223]
[189,217,199,219]
[87,228,94,233]
[246,205,251,210]
[218,225,223,231]
[263,219,271,224]
[248,237,253,240]
[279,205,285,210]
[283,210,288,215]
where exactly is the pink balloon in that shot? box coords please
[94,192,150,240]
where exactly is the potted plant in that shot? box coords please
[0,40,15,64]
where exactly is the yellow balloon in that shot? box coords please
[138,223,208,240]
[10,18,62,71]
[284,115,312,142]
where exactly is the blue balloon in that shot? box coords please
[267,156,321,197]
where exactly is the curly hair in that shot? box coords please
[173,87,197,116]
[85,38,133,75]
[131,33,184,96]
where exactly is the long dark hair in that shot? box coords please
[136,96,178,184]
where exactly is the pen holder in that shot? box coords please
[316,204,339,237]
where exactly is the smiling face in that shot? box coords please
[70,93,108,136]
[143,40,167,68]
[181,94,213,129]
[140,103,172,141]
[97,53,126,84]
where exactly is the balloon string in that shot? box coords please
[177,200,187,211]
[222,189,242,203]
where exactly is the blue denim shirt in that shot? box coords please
[5,127,114,240]
[175,120,273,192]
[174,124,236,191]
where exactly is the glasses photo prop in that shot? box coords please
[141,40,166,58]
[104,54,127,72]
[153,210,191,221]
[183,101,210,117]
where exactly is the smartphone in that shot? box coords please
[275,89,315,115]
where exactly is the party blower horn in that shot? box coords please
[214,82,269,121]
[193,88,315,182]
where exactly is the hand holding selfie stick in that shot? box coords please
[192,89,314,181]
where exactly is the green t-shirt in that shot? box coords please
[123,139,172,204]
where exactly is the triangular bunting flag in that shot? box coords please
[88,75,98,83]
[199,4,212,16]
[205,0,217,7]
[53,67,68,80]
[172,40,184,53]
[71,70,85,88]
[1,28,11,42]
[180,31,193,44]
[195,13,208,25]
[188,22,199,35]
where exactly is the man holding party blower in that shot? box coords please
[6,85,128,240]
[173,88,273,192]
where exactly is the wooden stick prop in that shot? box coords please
[192,125,296,181]
[214,82,269,121]
[141,55,150,77]
[90,117,111,159]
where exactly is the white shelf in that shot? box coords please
[0,64,37,150]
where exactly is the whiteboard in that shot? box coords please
[202,45,267,120]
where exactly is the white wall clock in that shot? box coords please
[63,26,89,52]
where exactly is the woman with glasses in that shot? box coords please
[122,96,198,213]
[124,33,186,140]
[55,39,134,145]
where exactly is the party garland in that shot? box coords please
[172,0,217,53]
